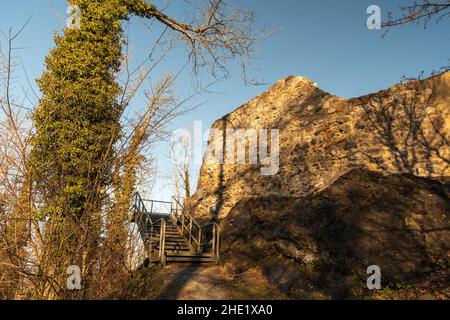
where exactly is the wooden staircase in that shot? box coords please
[132,193,220,266]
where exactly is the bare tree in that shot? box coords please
[383,1,450,29]
[0,19,39,299]
[382,0,450,76]
[171,134,192,200]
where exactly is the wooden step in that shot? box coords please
[148,236,184,240]
[165,256,215,263]
[148,244,190,250]
[147,229,182,234]
[163,237,187,241]
[148,236,186,241]
[150,231,184,235]
[152,244,190,249]
[164,234,185,238]
[160,232,183,236]
[150,232,183,237]
[147,235,182,240]
[164,241,187,245]
[153,242,189,247]
[152,258,215,264]
[161,243,189,247]
[163,247,191,252]
[153,240,189,244]
[166,252,212,258]
[149,248,190,253]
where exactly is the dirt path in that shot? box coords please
[143,264,287,300]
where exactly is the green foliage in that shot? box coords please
[30,0,155,219]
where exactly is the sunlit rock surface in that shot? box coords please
[191,72,450,220]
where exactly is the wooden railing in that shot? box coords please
[170,197,220,263]
[132,192,220,265]
[132,192,167,265]
[158,219,166,265]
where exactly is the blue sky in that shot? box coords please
[1,1,448,200]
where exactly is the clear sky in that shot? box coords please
[1,0,449,200]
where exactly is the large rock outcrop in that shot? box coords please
[187,72,449,299]
[191,72,450,220]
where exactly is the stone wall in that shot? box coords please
[190,72,450,220]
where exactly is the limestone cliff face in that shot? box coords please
[191,72,450,220]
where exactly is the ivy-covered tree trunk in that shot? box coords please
[30,0,156,298]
